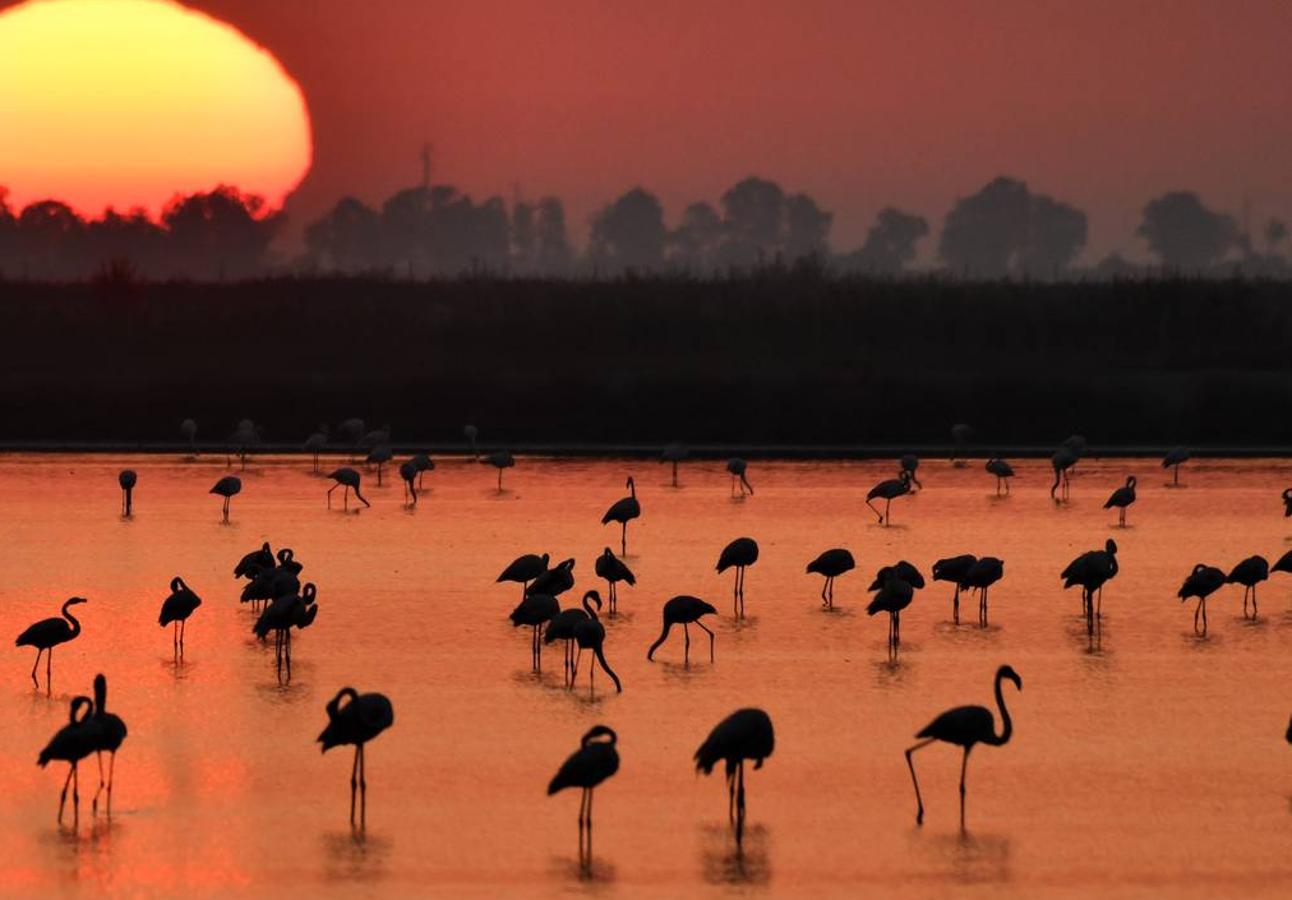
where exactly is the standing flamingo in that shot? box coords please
[962,557,1005,626]
[905,664,1022,827]
[37,694,97,824]
[716,537,759,618]
[410,453,435,488]
[210,475,241,522]
[16,597,87,691]
[647,596,717,663]
[544,606,590,687]
[900,454,922,490]
[573,591,622,695]
[529,558,576,599]
[985,458,1014,495]
[254,584,318,677]
[327,467,370,509]
[366,445,392,486]
[510,593,560,671]
[866,471,912,524]
[867,567,917,655]
[88,673,127,815]
[117,469,136,516]
[601,476,641,556]
[399,460,419,504]
[234,542,273,579]
[484,450,515,490]
[661,443,688,487]
[726,458,753,497]
[1062,539,1119,632]
[933,554,977,624]
[1104,476,1137,526]
[1283,488,1292,517]
[304,425,329,473]
[806,548,855,609]
[1178,564,1227,636]
[497,552,549,602]
[159,576,202,652]
[694,708,775,849]
[1051,446,1077,500]
[1162,446,1190,485]
[1227,555,1269,620]
[595,548,635,616]
[317,687,395,827]
[548,725,619,873]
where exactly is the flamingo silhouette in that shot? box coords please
[1271,550,1292,598]
[318,687,394,827]
[985,458,1014,495]
[726,458,753,497]
[210,475,241,522]
[234,542,273,580]
[254,584,318,678]
[867,567,916,655]
[88,673,127,815]
[276,548,304,575]
[806,548,855,609]
[647,596,717,663]
[867,560,924,592]
[16,597,86,691]
[962,557,1005,626]
[159,576,202,652]
[410,453,435,488]
[366,445,392,486]
[497,553,549,602]
[484,450,515,490]
[399,460,419,504]
[1227,555,1269,619]
[661,443,688,487]
[694,708,774,849]
[327,467,370,509]
[1178,564,1226,636]
[1050,447,1077,500]
[717,537,759,618]
[1062,539,1118,632]
[117,469,136,516]
[866,471,911,525]
[548,725,619,872]
[1104,476,1137,526]
[1283,488,1292,518]
[510,593,560,671]
[595,548,635,616]
[601,476,640,556]
[529,558,576,599]
[37,694,97,824]
[933,554,977,624]
[905,664,1022,827]
[572,590,622,694]
[900,454,922,490]
[544,606,590,688]
[304,426,329,472]
[1162,446,1190,485]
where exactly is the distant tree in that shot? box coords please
[939,176,1032,278]
[381,186,431,274]
[0,188,16,277]
[719,176,786,266]
[17,200,89,279]
[590,187,666,272]
[535,197,572,276]
[87,208,168,276]
[1266,218,1289,256]
[668,201,723,272]
[783,193,832,262]
[511,201,536,271]
[850,207,929,275]
[304,196,382,271]
[1136,191,1238,270]
[1020,195,1087,277]
[162,186,279,279]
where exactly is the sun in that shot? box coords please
[0,0,312,218]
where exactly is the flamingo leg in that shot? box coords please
[46,647,52,693]
[359,743,367,828]
[107,751,117,815]
[953,585,960,625]
[1252,585,1258,619]
[72,761,79,822]
[683,622,691,662]
[30,648,42,687]
[905,738,935,825]
[58,762,74,823]
[959,746,972,830]
[866,498,883,523]
[885,498,892,525]
[735,759,746,850]
[93,750,105,814]
[697,620,716,662]
[349,744,359,826]
[586,786,594,867]
[620,522,627,557]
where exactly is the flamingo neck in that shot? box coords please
[62,602,82,637]
[987,673,1013,746]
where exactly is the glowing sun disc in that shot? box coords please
[0,0,313,217]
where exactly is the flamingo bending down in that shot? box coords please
[694,708,774,849]
[806,548,855,609]
[601,476,640,556]
[933,554,977,625]
[572,591,622,694]
[317,687,394,827]
[327,468,370,509]
[716,537,759,618]
[595,548,635,616]
[906,664,1022,827]
[118,469,137,516]
[210,475,241,522]
[647,596,717,664]
[900,454,922,490]
[37,694,97,824]
[1178,564,1226,636]
[399,460,419,504]
[985,458,1014,495]
[548,725,619,872]
[159,576,202,651]
[726,458,753,497]
[16,597,87,691]
[866,471,912,525]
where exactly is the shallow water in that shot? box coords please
[2,453,1292,898]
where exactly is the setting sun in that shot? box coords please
[0,0,311,217]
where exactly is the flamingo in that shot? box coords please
[1271,550,1292,598]
[572,590,622,694]
[529,558,575,599]
[1178,564,1226,636]
[962,557,1005,626]
[717,537,759,618]
[234,542,273,580]
[1226,555,1268,620]
[1162,446,1190,485]
[726,458,753,497]
[510,593,560,671]
[951,423,972,465]
[327,467,370,509]
[317,687,394,827]
[37,694,97,824]
[1062,539,1118,631]
[180,417,198,454]
[241,562,299,611]
[1283,488,1292,517]
[985,457,1014,495]
[867,568,916,655]
[661,443,688,487]
[210,475,241,522]
[866,471,911,525]
[399,460,419,504]
[867,560,925,591]
[900,454,922,490]
[117,469,136,516]
[303,425,329,472]
[16,597,87,690]
[367,445,393,486]
[905,664,1022,827]
[806,548,855,609]
[601,476,640,556]
[277,548,304,575]
[159,576,202,651]
[1051,446,1077,500]
[226,419,259,469]
[647,596,717,663]
[484,450,515,490]
[497,553,549,602]
[694,708,774,849]
[548,725,619,872]
[410,453,435,488]
[254,584,318,678]
[464,424,479,459]
[88,673,127,815]
[933,554,977,624]
[361,426,391,452]
[1104,476,1137,526]
[544,606,590,688]
[594,548,635,616]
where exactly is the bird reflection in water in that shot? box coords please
[322,830,392,884]
[700,823,770,885]
[918,830,1013,885]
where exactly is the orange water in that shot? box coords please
[2,454,1291,898]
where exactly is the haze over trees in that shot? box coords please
[938,177,1088,278]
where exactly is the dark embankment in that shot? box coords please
[1,274,1289,447]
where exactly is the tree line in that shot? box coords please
[0,176,1287,281]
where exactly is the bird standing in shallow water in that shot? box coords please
[1178,563,1226,636]
[661,443,688,487]
[511,593,560,671]
[601,476,640,556]
[1104,476,1137,526]
[159,576,202,653]
[548,725,619,873]
[726,458,753,497]
[717,537,759,619]
[595,548,634,616]
[647,596,717,664]
[327,468,370,509]
[962,557,1005,627]
[1162,446,1190,486]
[399,460,419,505]
[1051,447,1077,500]
[866,471,912,525]
[210,475,241,522]
[497,553,549,603]
[1061,540,1119,633]
[16,597,87,691]
[318,687,394,828]
[1227,555,1268,619]
[694,708,774,850]
[118,469,136,516]
[37,694,97,824]
[484,450,515,490]
[867,567,916,656]
[572,591,622,695]
[88,673,127,815]
[985,458,1014,495]
[933,555,977,625]
[806,548,855,609]
[1283,489,1292,518]
[906,664,1022,828]
[900,454,922,490]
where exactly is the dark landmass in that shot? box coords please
[1,274,1290,448]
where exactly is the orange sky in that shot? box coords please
[3,0,1289,260]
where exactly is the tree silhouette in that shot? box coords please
[162,186,280,279]
[784,193,832,262]
[669,201,723,272]
[511,201,536,271]
[940,176,1087,278]
[1136,191,1237,270]
[305,197,382,271]
[590,187,666,272]
[1020,194,1087,277]
[849,207,929,275]
[535,197,572,276]
[719,176,786,267]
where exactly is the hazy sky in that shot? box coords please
[7,0,1291,260]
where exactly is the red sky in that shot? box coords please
[6,0,1291,260]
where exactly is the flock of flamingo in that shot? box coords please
[16,420,1292,871]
